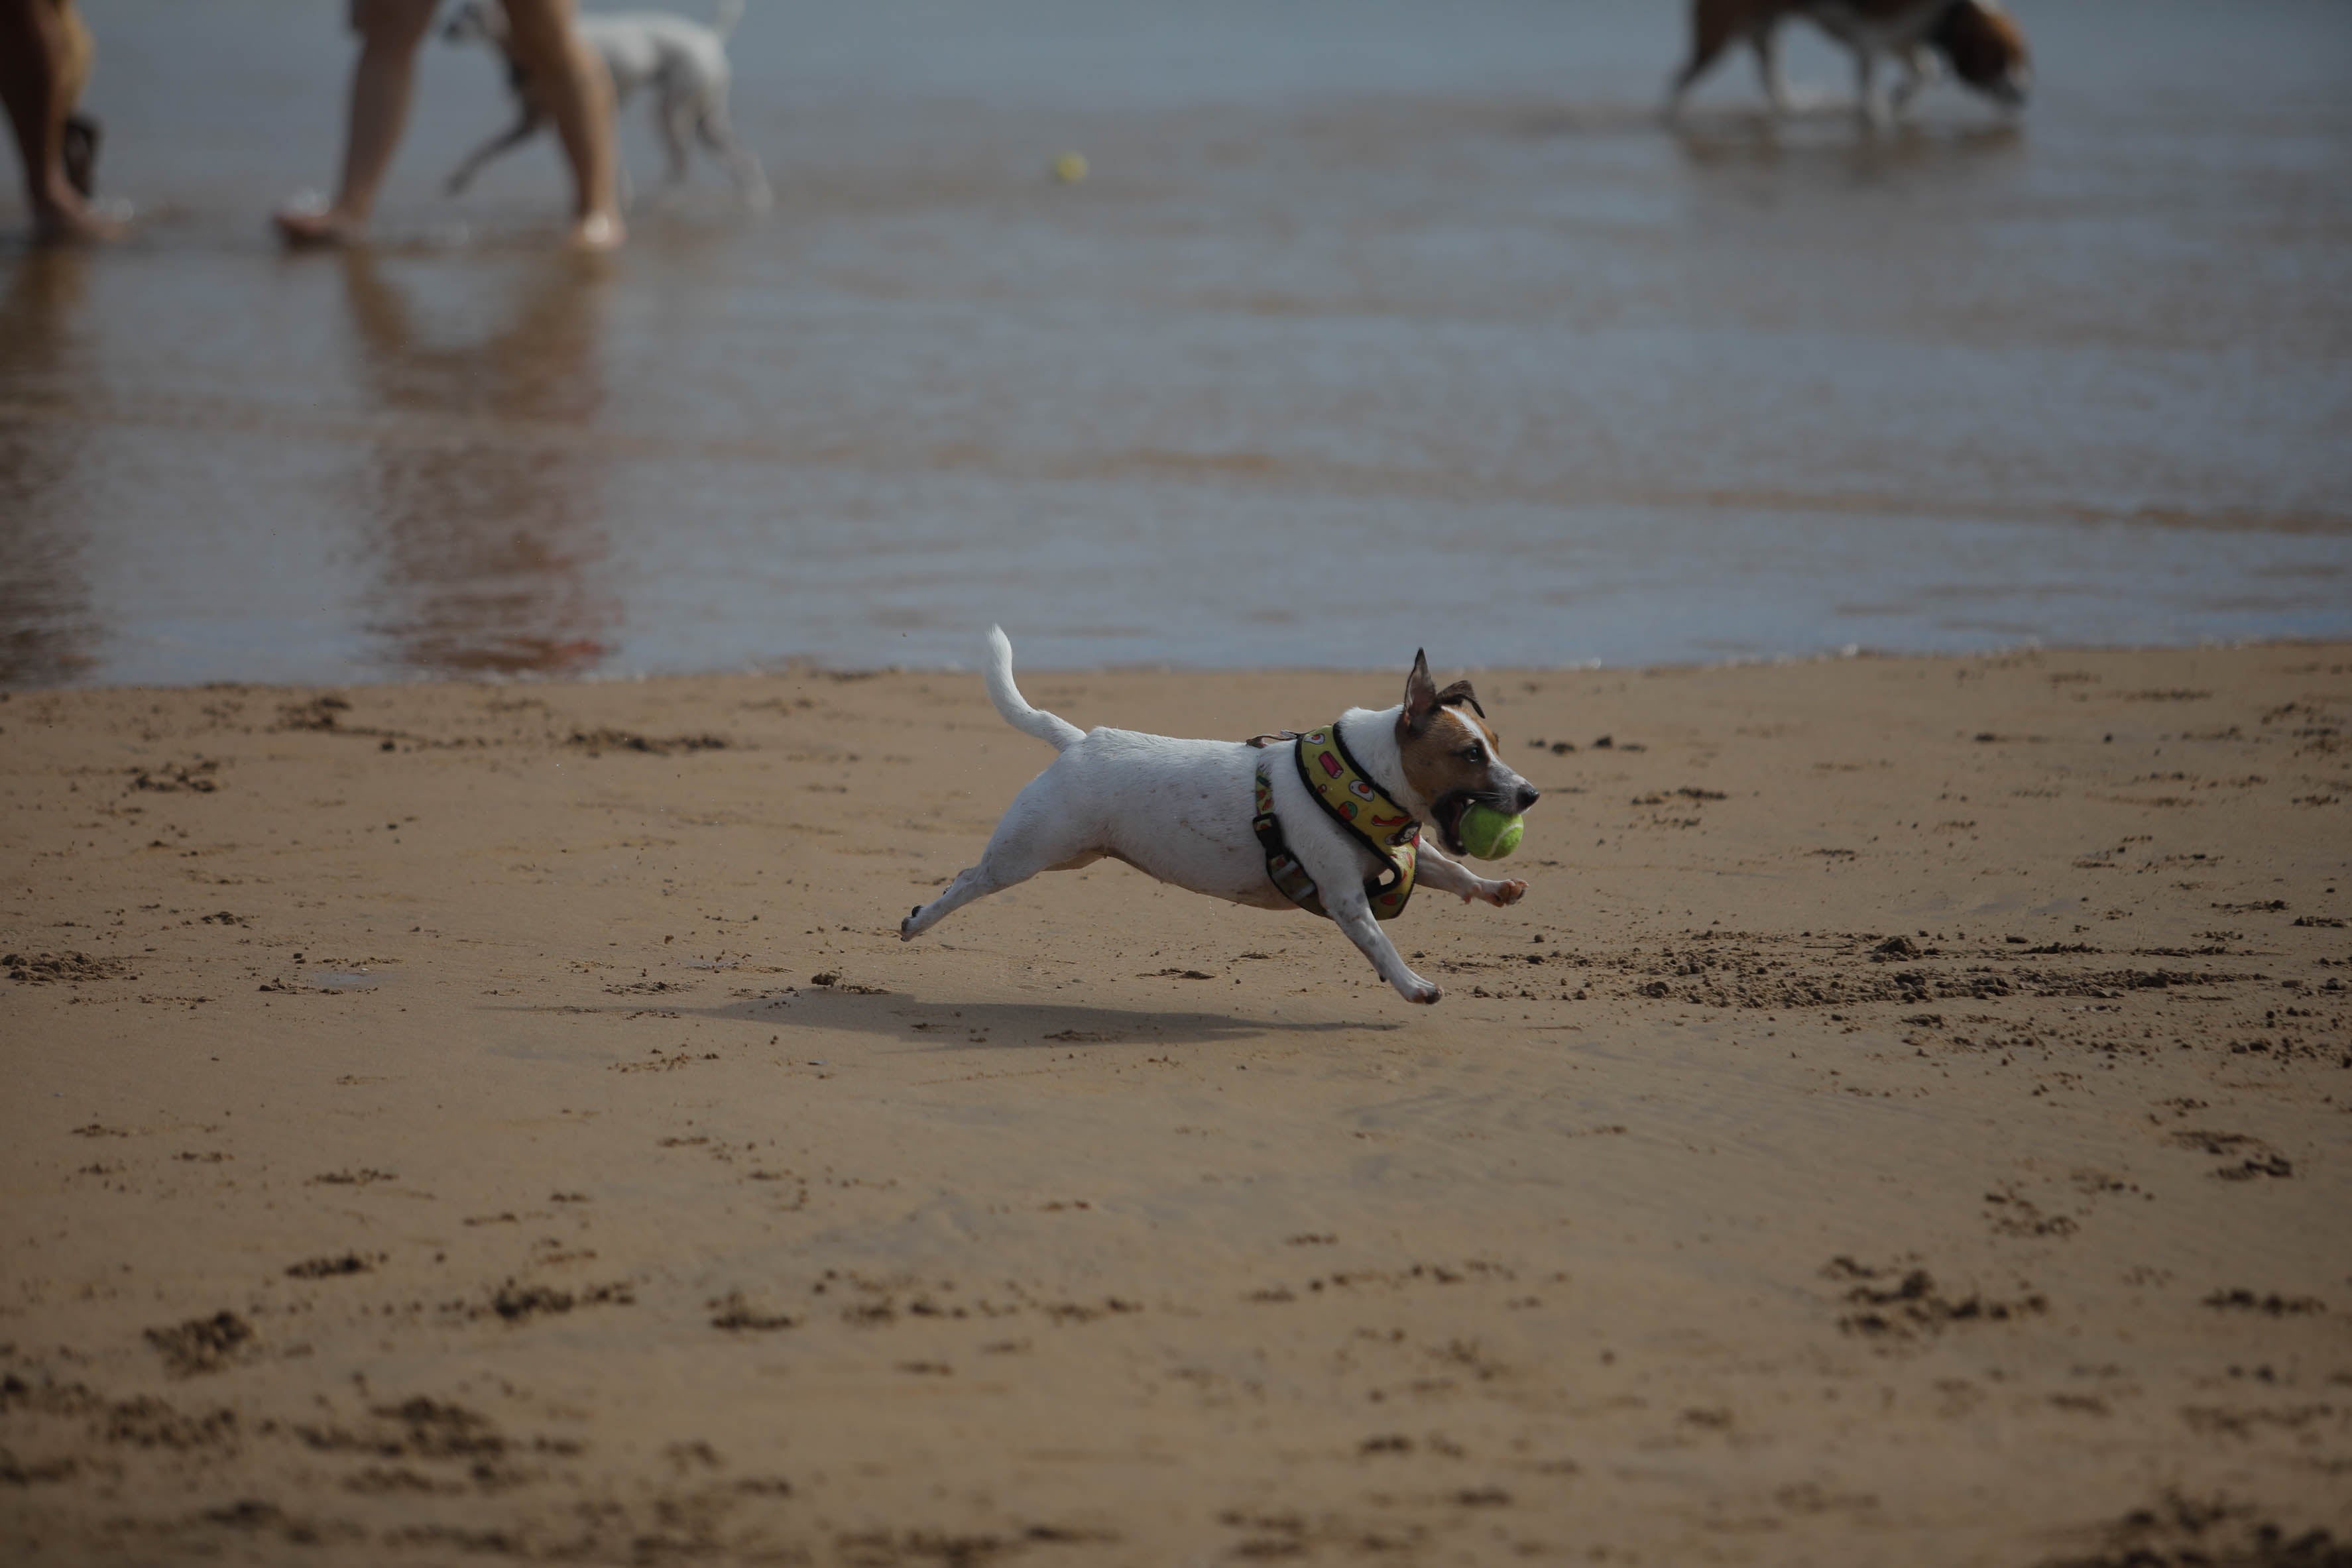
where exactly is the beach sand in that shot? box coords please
[3,645,2348,1565]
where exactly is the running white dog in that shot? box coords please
[443,0,771,209]
[900,629,1539,1005]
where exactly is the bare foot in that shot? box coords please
[568,209,624,251]
[30,196,123,245]
[274,205,363,249]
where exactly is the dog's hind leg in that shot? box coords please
[695,99,772,210]
[1666,0,1744,115]
[1889,43,1933,116]
[1851,44,1887,125]
[899,864,1012,941]
[658,95,695,187]
[1751,22,1798,115]
[899,784,1099,941]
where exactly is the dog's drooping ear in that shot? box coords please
[1403,649,1439,736]
[1433,678,1484,721]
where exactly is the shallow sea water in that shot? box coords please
[1,0,2347,684]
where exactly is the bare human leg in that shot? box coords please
[274,0,438,247]
[0,0,119,243]
[497,0,623,249]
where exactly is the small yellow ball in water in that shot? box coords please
[1052,152,1088,184]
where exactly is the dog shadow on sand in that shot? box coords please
[550,988,1403,1052]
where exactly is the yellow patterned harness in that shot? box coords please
[1250,722,1419,922]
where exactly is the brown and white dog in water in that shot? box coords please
[1667,0,2030,123]
[898,629,1539,1005]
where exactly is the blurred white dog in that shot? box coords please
[443,0,771,209]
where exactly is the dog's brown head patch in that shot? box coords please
[1934,0,2030,104]
[1395,650,1537,854]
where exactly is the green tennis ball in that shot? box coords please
[1458,803,1523,861]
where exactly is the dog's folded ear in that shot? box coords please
[1402,649,1439,734]
[1433,678,1484,720]
[1403,651,1483,734]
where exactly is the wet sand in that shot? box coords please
[3,645,2348,1564]
[6,0,2350,683]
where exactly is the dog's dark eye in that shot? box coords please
[1462,744,1485,764]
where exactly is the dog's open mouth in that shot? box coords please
[1431,789,1530,856]
[1431,791,1480,857]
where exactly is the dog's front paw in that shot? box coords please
[1484,879,1527,907]
[898,904,921,942]
[1403,978,1442,1005]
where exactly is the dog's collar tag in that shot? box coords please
[1251,722,1419,923]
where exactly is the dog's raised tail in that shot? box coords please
[984,626,1084,752]
[711,0,744,38]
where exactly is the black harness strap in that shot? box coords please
[1252,724,1418,923]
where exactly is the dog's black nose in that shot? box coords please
[1514,784,1541,812]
